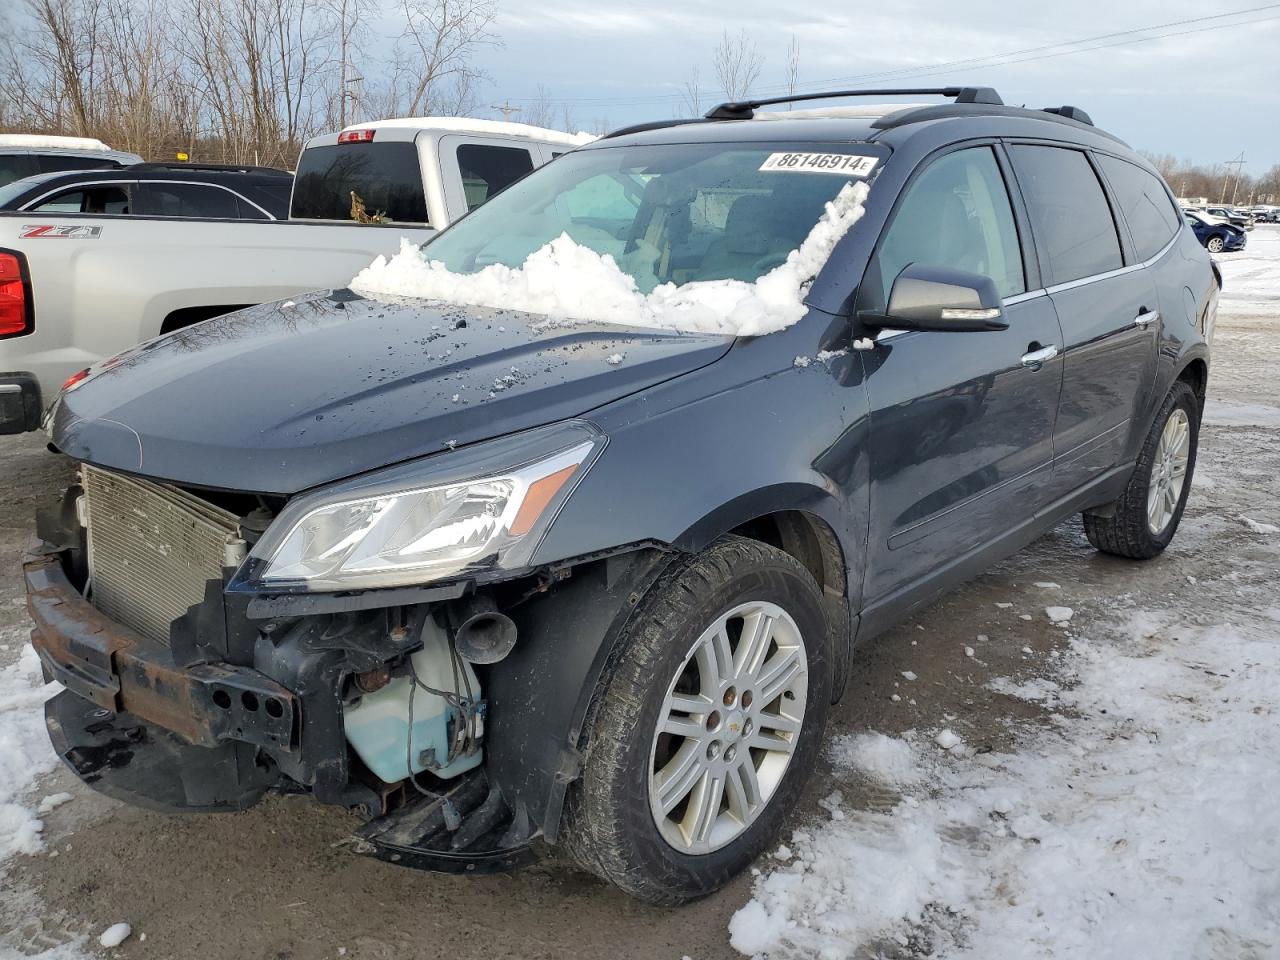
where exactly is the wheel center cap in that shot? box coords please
[724,710,747,740]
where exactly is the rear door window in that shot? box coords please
[1010,145,1123,285]
[35,154,118,174]
[1096,155,1181,261]
[456,144,535,211]
[135,182,243,218]
[872,145,1026,304]
[0,154,36,188]
[30,185,131,215]
[291,141,428,224]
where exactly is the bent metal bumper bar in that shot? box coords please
[25,550,302,812]
[25,552,298,750]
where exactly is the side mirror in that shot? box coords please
[861,263,1009,332]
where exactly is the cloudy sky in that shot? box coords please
[474,0,1280,175]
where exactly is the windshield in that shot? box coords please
[422,142,878,294]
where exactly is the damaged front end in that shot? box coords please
[27,423,669,875]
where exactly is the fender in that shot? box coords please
[485,548,674,842]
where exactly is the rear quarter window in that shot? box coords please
[456,144,535,211]
[1010,145,1123,285]
[1096,154,1181,261]
[291,141,428,224]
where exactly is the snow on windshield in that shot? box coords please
[349,180,870,337]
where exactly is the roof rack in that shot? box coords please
[601,118,709,140]
[704,86,1003,120]
[131,162,291,176]
[1041,105,1093,126]
[870,102,1120,143]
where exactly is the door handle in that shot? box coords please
[1020,344,1059,370]
[1134,309,1159,327]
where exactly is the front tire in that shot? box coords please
[1083,380,1199,559]
[1206,235,1225,253]
[562,536,832,904]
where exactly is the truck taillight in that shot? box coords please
[0,251,32,339]
[338,129,375,144]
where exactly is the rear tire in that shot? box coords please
[1083,381,1199,559]
[562,536,832,904]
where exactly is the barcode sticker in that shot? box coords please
[758,153,879,176]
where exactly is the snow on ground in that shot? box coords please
[730,609,1280,959]
[0,634,63,865]
[730,228,1280,960]
[351,181,869,336]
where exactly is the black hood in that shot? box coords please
[50,291,732,494]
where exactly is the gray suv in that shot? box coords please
[25,86,1215,903]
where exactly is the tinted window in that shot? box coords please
[253,183,293,219]
[1011,145,1122,284]
[31,185,130,214]
[135,183,241,218]
[874,146,1025,302]
[35,154,118,174]
[456,144,534,211]
[0,154,37,188]
[291,142,428,223]
[1097,155,1181,261]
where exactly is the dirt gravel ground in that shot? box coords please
[1,230,1277,959]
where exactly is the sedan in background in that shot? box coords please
[0,163,293,220]
[1185,209,1247,252]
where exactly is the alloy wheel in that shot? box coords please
[648,601,807,855]
[1148,408,1191,535]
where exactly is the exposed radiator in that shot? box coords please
[82,465,246,646]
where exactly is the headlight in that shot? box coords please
[232,422,603,593]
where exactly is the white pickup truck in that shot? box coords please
[0,118,591,433]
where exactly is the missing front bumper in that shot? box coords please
[25,551,297,812]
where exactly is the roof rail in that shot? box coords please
[1041,105,1093,126]
[132,162,291,176]
[870,102,1122,144]
[601,118,710,140]
[704,86,1003,120]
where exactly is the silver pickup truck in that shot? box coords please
[0,118,590,432]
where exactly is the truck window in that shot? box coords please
[291,141,428,224]
[0,154,36,187]
[135,182,247,219]
[456,144,534,211]
[35,154,118,174]
[30,185,130,215]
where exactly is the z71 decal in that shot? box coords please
[20,224,103,239]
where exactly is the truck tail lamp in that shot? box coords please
[0,251,33,339]
[338,129,376,144]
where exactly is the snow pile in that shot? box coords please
[829,732,918,787]
[729,613,1280,958]
[351,181,871,336]
[98,922,132,948]
[0,639,63,863]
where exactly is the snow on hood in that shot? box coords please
[349,180,871,337]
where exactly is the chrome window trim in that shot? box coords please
[21,178,277,219]
[1043,223,1181,294]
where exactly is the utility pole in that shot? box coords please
[1221,152,1246,205]
[491,100,521,121]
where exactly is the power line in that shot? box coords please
[502,4,1280,108]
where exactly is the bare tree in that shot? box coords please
[560,101,577,135]
[397,0,497,116]
[784,34,799,104]
[524,84,556,129]
[680,66,703,117]
[713,29,763,102]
